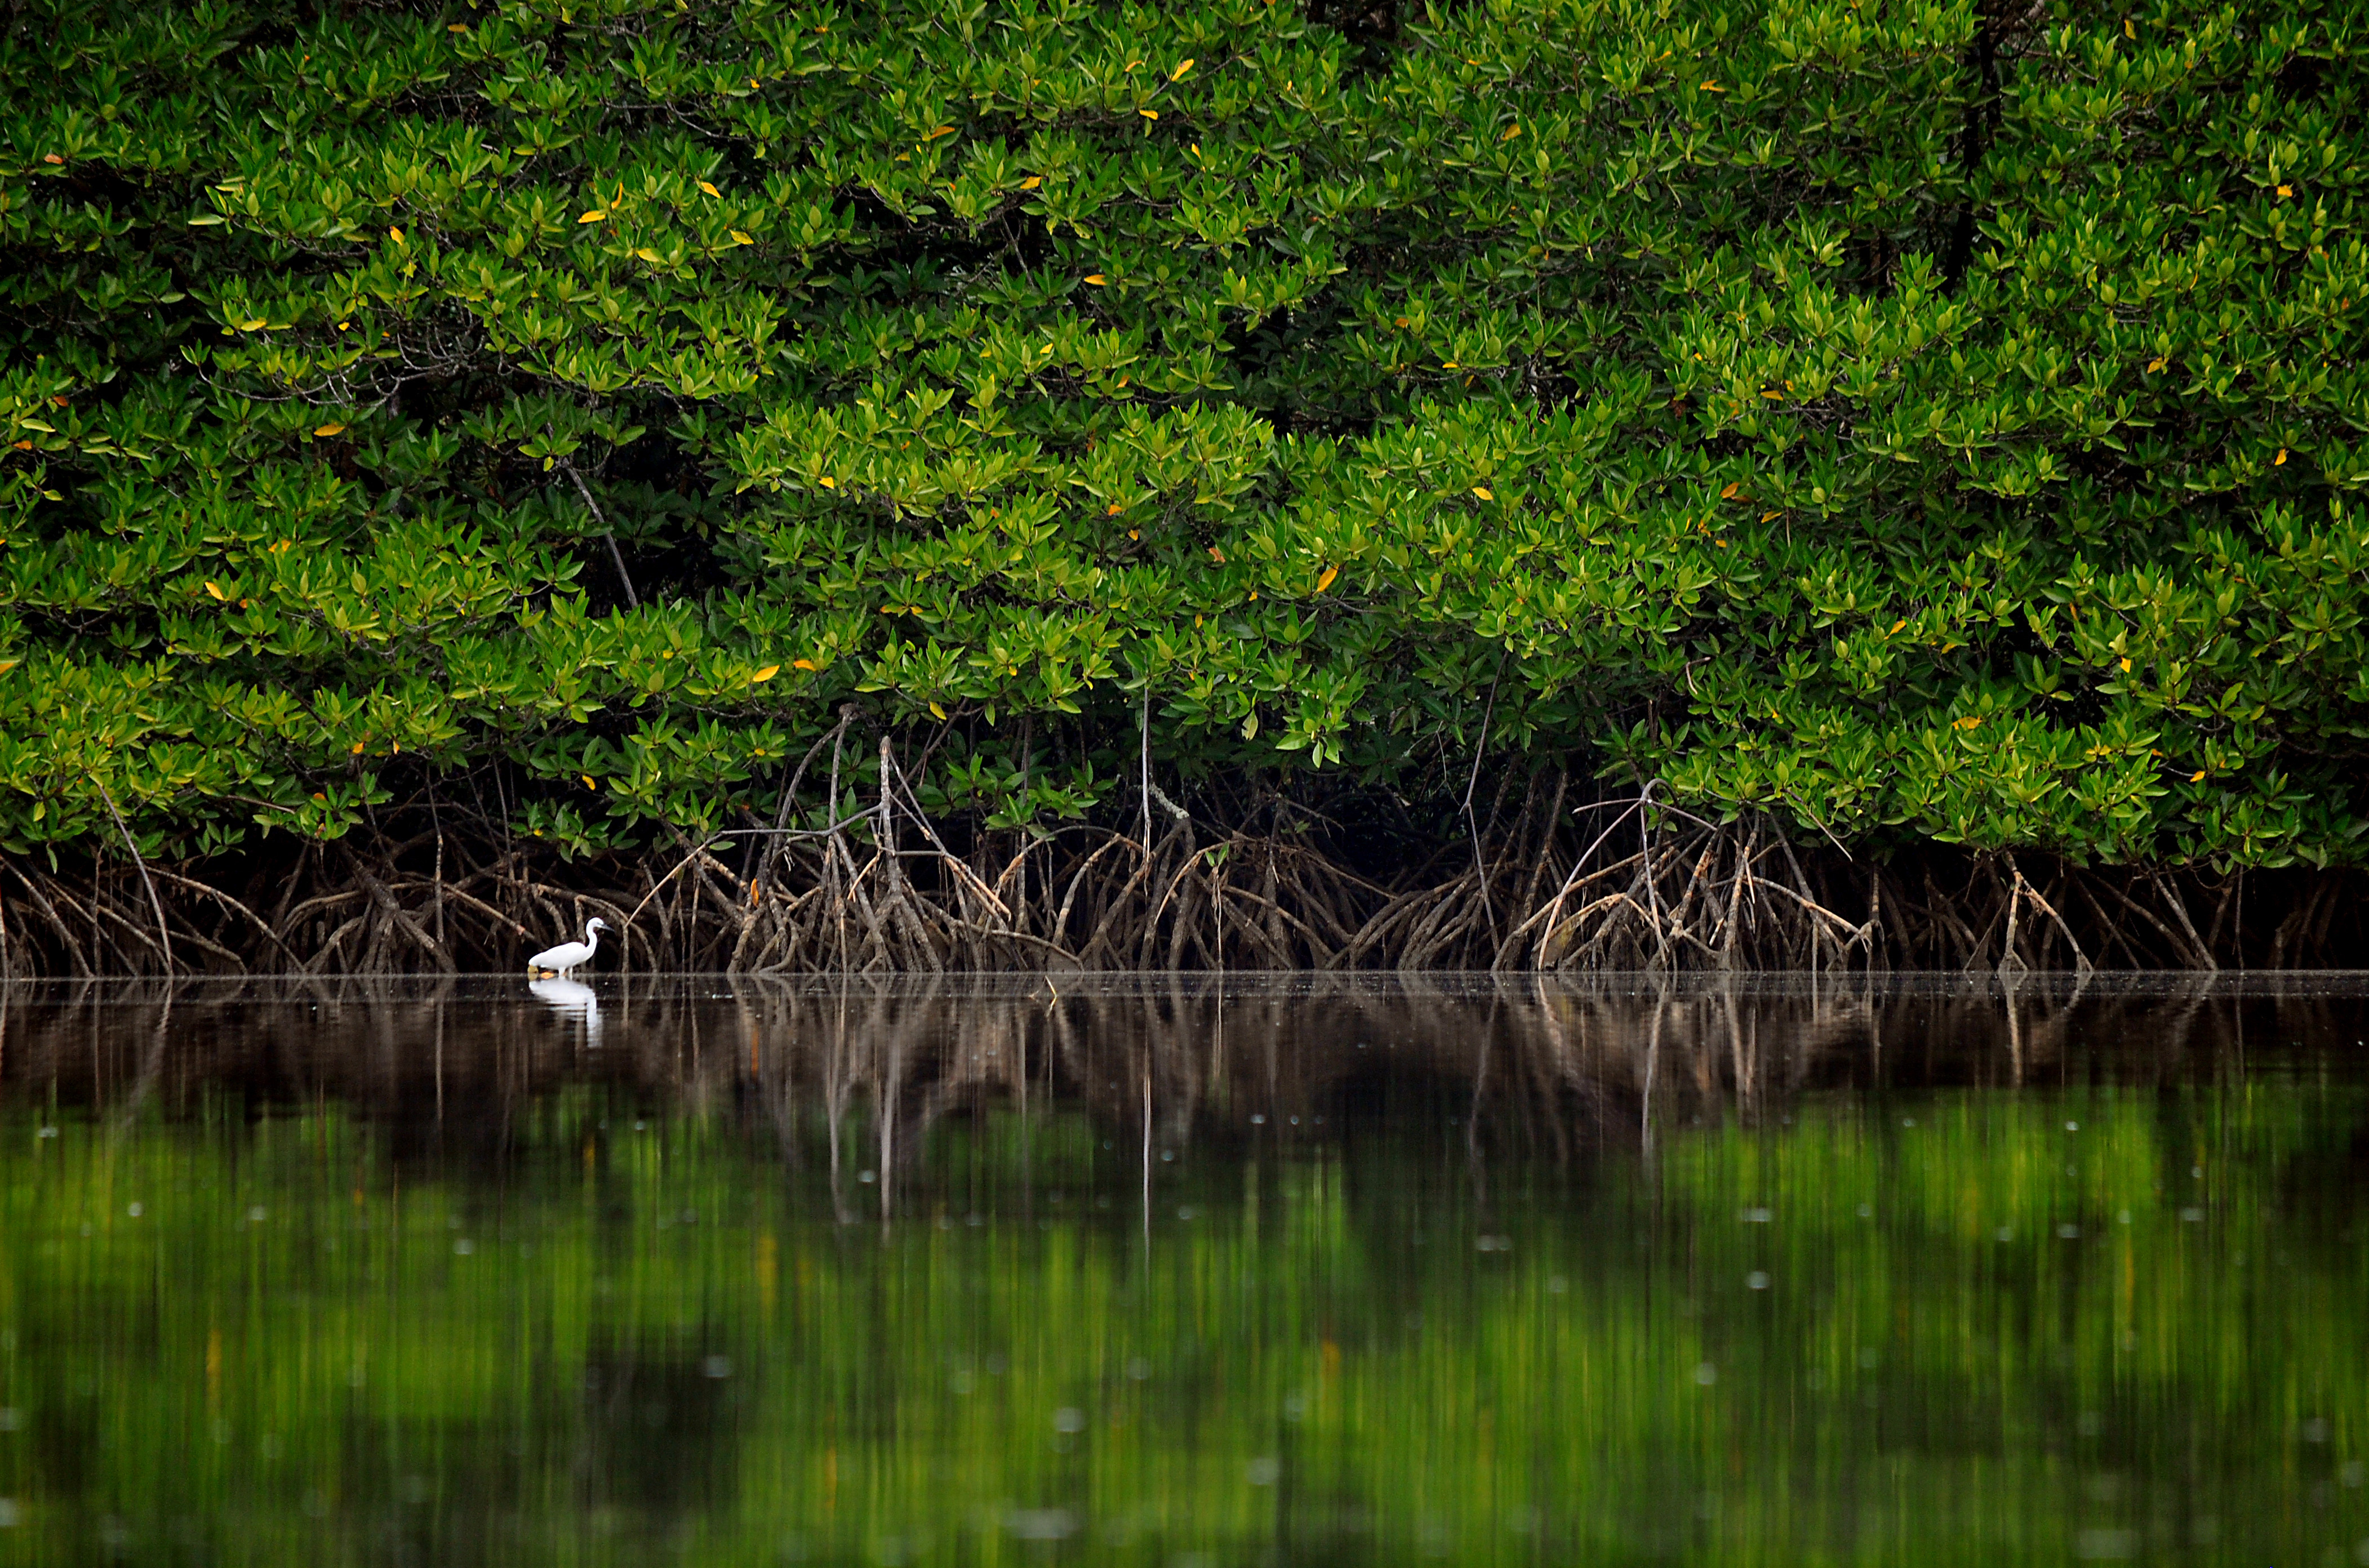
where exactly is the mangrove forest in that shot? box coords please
[2,0,2366,972]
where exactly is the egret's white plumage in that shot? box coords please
[527,917,608,977]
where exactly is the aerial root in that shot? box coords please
[0,763,2348,974]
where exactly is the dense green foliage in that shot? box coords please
[3,989,2366,1562]
[3,0,2366,874]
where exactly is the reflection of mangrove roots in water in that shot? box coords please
[6,972,2299,1202]
[0,765,2361,975]
[747,975,2256,1166]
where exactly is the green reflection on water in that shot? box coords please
[0,981,2364,1565]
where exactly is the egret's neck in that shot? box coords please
[583,924,601,954]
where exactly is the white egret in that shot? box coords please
[527,917,610,978]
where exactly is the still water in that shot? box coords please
[0,974,2365,1566]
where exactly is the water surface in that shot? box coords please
[2,974,2366,1565]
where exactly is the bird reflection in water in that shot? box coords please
[527,976,603,1048]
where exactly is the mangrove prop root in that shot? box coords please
[0,782,2356,974]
